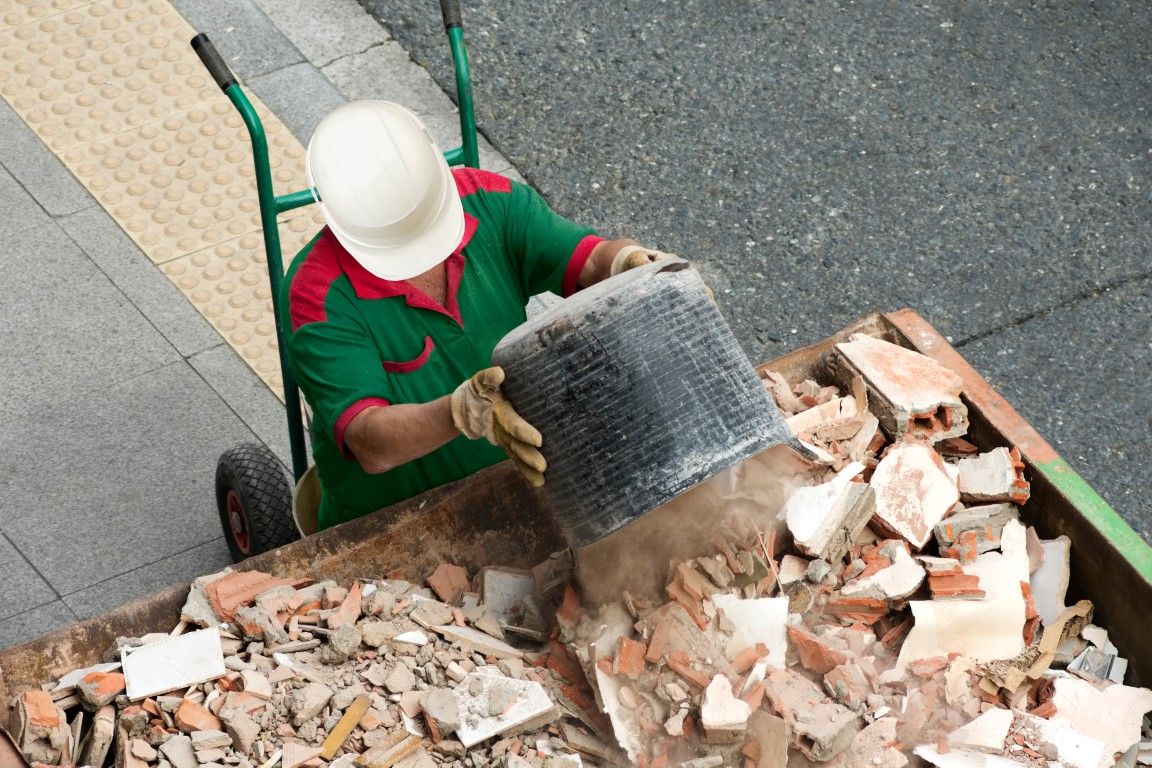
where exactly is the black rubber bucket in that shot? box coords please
[492,260,798,547]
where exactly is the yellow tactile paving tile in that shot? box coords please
[0,0,98,33]
[0,0,218,152]
[60,98,307,264]
[163,210,325,397]
[1,0,327,403]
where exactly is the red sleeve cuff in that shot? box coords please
[334,397,390,459]
[561,234,604,297]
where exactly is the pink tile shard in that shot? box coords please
[870,441,960,549]
[829,334,968,442]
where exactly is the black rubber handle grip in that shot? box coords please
[191,33,238,92]
[439,0,462,29]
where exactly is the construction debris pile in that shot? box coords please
[12,335,1152,768]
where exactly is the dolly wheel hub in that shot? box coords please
[226,490,251,554]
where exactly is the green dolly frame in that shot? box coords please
[190,0,479,561]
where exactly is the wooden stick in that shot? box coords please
[320,696,371,759]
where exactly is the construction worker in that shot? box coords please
[281,101,675,530]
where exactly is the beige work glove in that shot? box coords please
[609,244,715,301]
[451,367,547,487]
[608,245,681,276]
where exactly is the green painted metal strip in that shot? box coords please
[1035,457,1152,582]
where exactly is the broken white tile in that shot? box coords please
[945,708,1012,753]
[1049,675,1152,761]
[711,594,788,669]
[870,441,960,549]
[433,625,524,659]
[913,745,1022,768]
[393,631,429,646]
[1012,711,1105,768]
[1080,625,1116,654]
[897,520,1029,670]
[52,662,121,692]
[452,672,555,749]
[783,462,872,562]
[594,658,643,762]
[700,675,751,743]
[841,545,925,602]
[122,628,226,700]
[956,448,1028,504]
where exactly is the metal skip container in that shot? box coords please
[492,260,800,547]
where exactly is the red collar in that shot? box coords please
[332,213,477,325]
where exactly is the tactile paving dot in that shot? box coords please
[163,209,327,399]
[60,97,310,264]
[0,0,219,152]
[0,0,98,32]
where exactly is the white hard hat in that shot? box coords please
[306,101,464,281]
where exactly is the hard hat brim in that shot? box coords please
[325,160,465,283]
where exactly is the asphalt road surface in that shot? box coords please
[362,0,1152,539]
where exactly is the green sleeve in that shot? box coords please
[287,298,391,456]
[502,180,598,297]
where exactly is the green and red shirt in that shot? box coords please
[280,168,602,530]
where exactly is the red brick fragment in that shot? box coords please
[78,671,126,707]
[664,651,712,689]
[22,691,63,728]
[941,529,980,564]
[175,700,222,733]
[615,637,649,679]
[205,571,305,622]
[787,626,847,675]
[731,643,769,675]
[426,563,469,604]
[327,582,363,629]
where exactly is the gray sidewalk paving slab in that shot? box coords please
[0,223,179,418]
[322,40,457,116]
[251,0,390,67]
[0,100,92,218]
[170,0,303,81]
[63,538,232,622]
[189,343,298,469]
[961,276,1152,541]
[0,163,51,241]
[0,361,258,595]
[320,42,507,171]
[0,601,78,652]
[0,534,58,622]
[249,62,348,145]
[58,207,223,359]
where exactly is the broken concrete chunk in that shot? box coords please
[783,461,873,563]
[384,663,416,694]
[841,544,925,603]
[846,718,907,768]
[190,730,232,750]
[764,667,858,761]
[159,734,198,768]
[290,683,334,726]
[777,555,809,588]
[452,672,557,749]
[122,628,227,701]
[77,670,125,710]
[933,502,1019,553]
[180,570,231,627]
[423,688,461,736]
[77,704,115,768]
[701,674,751,743]
[1009,710,1106,768]
[870,441,959,549]
[956,447,1030,505]
[913,744,1021,767]
[828,333,968,441]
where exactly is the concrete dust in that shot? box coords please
[574,444,804,606]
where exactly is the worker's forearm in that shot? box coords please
[344,396,458,474]
[578,238,638,287]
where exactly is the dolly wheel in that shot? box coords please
[215,443,299,562]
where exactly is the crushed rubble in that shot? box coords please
[12,342,1152,768]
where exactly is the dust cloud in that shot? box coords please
[574,444,810,606]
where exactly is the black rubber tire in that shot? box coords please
[215,442,299,562]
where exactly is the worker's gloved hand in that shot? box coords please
[608,245,682,277]
[451,367,547,487]
[609,244,715,302]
